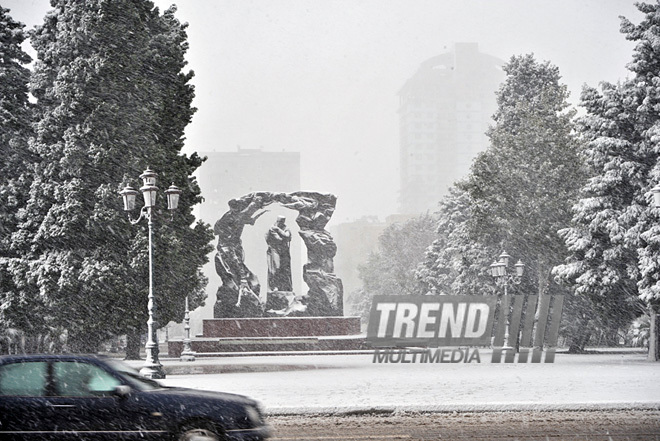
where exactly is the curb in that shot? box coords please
[264,402,660,416]
[162,363,335,375]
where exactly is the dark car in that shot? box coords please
[0,354,271,440]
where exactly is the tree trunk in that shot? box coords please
[125,331,142,360]
[649,304,659,362]
[568,330,591,353]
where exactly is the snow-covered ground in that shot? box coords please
[156,350,660,414]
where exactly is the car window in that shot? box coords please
[104,359,162,391]
[53,361,121,397]
[0,361,48,397]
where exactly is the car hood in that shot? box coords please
[148,386,258,406]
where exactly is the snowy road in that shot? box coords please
[267,410,660,440]
[158,351,660,414]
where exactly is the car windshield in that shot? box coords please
[104,359,164,391]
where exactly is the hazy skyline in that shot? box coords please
[3,0,643,222]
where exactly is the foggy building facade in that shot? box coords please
[331,216,387,313]
[331,214,414,315]
[398,43,505,214]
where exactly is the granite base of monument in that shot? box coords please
[168,316,369,357]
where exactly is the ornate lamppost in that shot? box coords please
[490,251,524,350]
[120,168,182,379]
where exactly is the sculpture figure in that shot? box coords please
[213,193,269,317]
[266,216,293,292]
[283,192,342,316]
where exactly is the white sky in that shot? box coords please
[3,0,643,222]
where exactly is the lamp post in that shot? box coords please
[490,251,524,350]
[120,168,182,379]
[648,184,660,361]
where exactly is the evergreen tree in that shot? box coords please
[0,6,32,168]
[418,55,589,350]
[553,82,646,332]
[0,6,42,352]
[470,56,584,350]
[9,0,213,354]
[556,2,660,360]
[468,55,581,287]
[415,184,498,297]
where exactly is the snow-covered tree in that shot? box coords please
[0,6,42,353]
[418,55,590,350]
[553,83,646,333]
[0,6,32,169]
[415,183,498,297]
[468,55,581,285]
[8,0,213,354]
[555,2,660,360]
[421,55,582,294]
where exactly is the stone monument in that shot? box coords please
[213,191,343,318]
[169,191,364,357]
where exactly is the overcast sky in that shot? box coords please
[3,0,643,222]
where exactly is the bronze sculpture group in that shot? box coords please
[213,191,343,318]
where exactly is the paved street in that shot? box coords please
[267,410,660,440]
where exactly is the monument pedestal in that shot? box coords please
[168,316,368,357]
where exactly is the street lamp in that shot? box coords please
[490,251,524,350]
[120,168,182,379]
